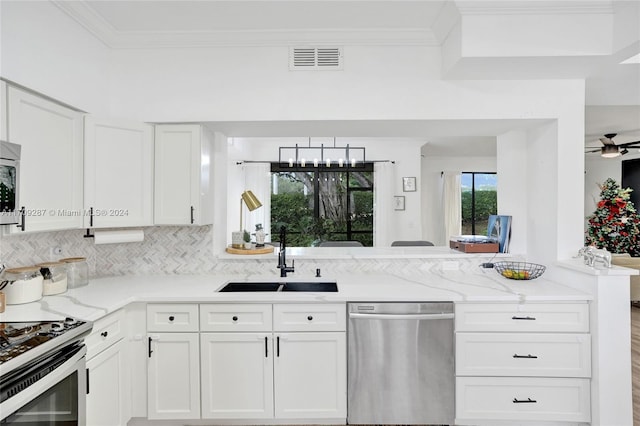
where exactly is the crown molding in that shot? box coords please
[455,1,614,15]
[52,0,439,48]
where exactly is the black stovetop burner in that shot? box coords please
[0,318,88,364]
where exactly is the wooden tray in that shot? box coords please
[225,244,275,255]
[450,239,499,253]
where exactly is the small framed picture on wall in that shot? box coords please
[394,196,405,211]
[402,177,416,192]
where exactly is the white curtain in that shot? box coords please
[241,163,272,241]
[443,171,462,239]
[374,162,394,247]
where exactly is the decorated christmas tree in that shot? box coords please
[585,178,640,257]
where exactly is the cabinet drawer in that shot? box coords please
[200,304,272,332]
[456,333,591,377]
[147,304,199,332]
[274,304,345,332]
[456,377,590,424]
[86,309,125,359]
[455,303,589,332]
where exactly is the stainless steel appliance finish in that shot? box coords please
[347,302,455,425]
[0,318,92,424]
[0,140,21,225]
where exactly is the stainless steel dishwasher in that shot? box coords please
[347,302,455,425]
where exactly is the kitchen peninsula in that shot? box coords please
[1,249,635,426]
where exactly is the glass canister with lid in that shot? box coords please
[36,261,68,295]
[0,266,44,304]
[59,257,89,288]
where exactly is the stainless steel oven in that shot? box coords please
[0,319,92,425]
[0,140,21,225]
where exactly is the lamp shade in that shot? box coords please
[241,190,262,211]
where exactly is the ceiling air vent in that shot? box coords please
[289,47,343,71]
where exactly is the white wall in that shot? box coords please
[496,130,528,256]
[421,154,497,246]
[1,1,589,262]
[0,1,111,115]
[225,137,424,248]
[108,45,443,122]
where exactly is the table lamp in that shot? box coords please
[231,190,262,248]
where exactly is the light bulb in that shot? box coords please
[338,158,344,167]
[313,158,318,167]
[301,158,306,167]
[351,158,356,167]
[288,158,293,167]
[326,158,331,167]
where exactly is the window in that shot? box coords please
[270,163,374,246]
[461,172,497,235]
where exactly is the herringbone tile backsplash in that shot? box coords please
[0,226,215,277]
[0,226,489,278]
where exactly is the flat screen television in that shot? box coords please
[622,158,640,211]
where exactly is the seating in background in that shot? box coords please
[391,240,435,246]
[318,241,364,247]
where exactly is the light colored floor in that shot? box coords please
[632,305,640,426]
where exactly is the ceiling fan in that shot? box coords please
[585,133,640,158]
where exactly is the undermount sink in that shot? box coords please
[218,281,338,292]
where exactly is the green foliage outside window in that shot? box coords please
[461,190,497,235]
[271,166,374,246]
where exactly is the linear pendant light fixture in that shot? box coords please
[278,137,365,168]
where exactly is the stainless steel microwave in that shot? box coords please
[0,140,21,225]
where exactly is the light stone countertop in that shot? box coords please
[0,268,593,323]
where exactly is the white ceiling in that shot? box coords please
[52,0,640,156]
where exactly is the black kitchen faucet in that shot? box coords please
[277,226,295,277]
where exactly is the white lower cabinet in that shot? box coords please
[456,376,591,423]
[85,309,130,426]
[146,303,346,422]
[201,303,347,421]
[147,332,200,420]
[454,302,591,425]
[200,332,274,419]
[146,304,200,420]
[274,332,347,419]
[86,339,129,426]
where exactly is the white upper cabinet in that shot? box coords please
[1,81,7,140]
[7,86,84,233]
[154,124,213,225]
[84,116,153,228]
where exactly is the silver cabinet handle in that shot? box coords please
[513,354,538,359]
[349,312,454,320]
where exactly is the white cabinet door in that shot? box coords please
[200,333,274,419]
[84,116,153,228]
[154,124,213,225]
[274,332,346,419]
[86,339,130,426]
[7,86,84,232]
[147,333,200,420]
[1,80,7,140]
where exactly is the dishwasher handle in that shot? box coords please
[349,312,454,320]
